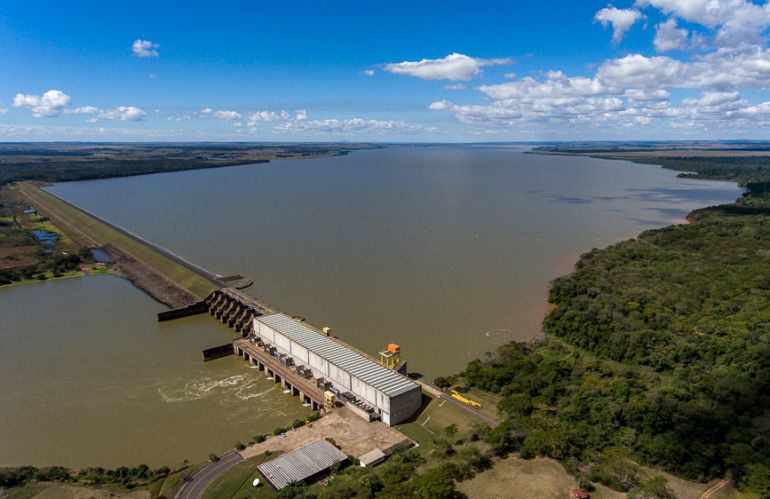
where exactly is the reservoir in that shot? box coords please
[1,146,743,467]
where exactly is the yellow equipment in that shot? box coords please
[450,389,482,408]
[324,390,337,411]
[379,343,401,369]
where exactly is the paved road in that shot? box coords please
[175,452,244,499]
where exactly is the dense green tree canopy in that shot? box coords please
[455,154,770,494]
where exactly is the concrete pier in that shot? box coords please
[202,343,235,361]
[233,339,323,410]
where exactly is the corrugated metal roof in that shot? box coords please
[257,440,348,490]
[257,313,419,398]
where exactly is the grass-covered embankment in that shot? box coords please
[19,183,215,298]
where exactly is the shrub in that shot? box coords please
[434,376,451,389]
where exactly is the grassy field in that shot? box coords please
[462,387,501,421]
[18,183,215,298]
[457,456,622,499]
[455,455,725,499]
[201,453,280,499]
[394,393,485,460]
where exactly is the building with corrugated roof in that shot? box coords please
[253,313,422,425]
[257,439,347,490]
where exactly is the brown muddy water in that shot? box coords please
[1,146,743,467]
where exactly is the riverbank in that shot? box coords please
[447,147,770,497]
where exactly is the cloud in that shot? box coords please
[596,54,684,90]
[0,107,6,116]
[429,20,770,135]
[132,39,160,58]
[246,110,290,126]
[363,69,375,76]
[636,0,770,47]
[100,106,147,121]
[13,90,71,117]
[70,105,146,121]
[654,18,689,52]
[445,83,466,90]
[273,117,425,134]
[594,7,645,44]
[200,108,242,121]
[71,106,100,114]
[383,53,512,81]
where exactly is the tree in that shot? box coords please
[412,466,458,499]
[744,463,770,497]
[434,376,451,389]
[627,475,675,499]
[277,481,313,499]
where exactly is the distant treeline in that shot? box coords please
[445,152,770,496]
[0,158,264,186]
[0,143,362,187]
[631,155,770,186]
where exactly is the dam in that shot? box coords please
[158,287,422,426]
[20,183,424,428]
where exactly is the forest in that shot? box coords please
[0,143,355,187]
[449,152,770,496]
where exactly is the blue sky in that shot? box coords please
[4,0,770,141]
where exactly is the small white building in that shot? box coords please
[253,313,421,425]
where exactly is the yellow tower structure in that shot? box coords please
[379,343,401,369]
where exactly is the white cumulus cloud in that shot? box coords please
[246,110,290,126]
[13,90,71,117]
[383,53,512,81]
[594,6,645,44]
[637,0,770,47]
[100,106,147,121]
[132,39,160,58]
[70,105,147,121]
[654,18,689,52]
[200,108,242,121]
